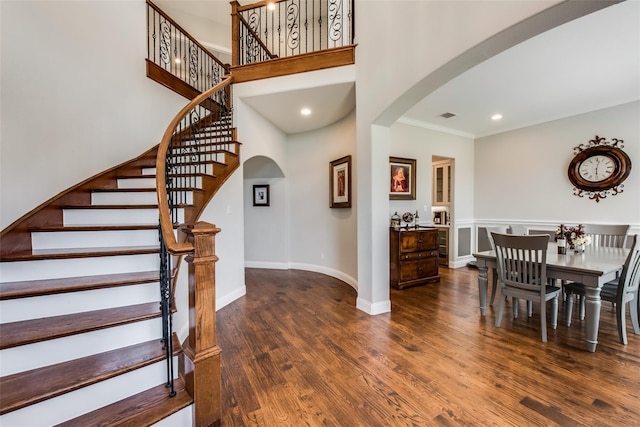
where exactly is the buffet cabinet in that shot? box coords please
[390,228,440,289]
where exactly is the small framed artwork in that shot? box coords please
[389,157,416,200]
[330,155,351,208]
[253,184,270,206]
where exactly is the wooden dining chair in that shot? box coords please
[491,233,561,342]
[583,224,630,248]
[484,226,508,306]
[571,224,631,320]
[564,235,640,344]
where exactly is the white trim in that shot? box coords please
[287,262,358,290]
[356,297,391,315]
[216,285,247,311]
[244,261,289,270]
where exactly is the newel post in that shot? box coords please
[181,221,222,427]
[230,1,240,67]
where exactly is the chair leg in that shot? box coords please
[551,296,558,330]
[527,300,533,318]
[578,295,585,320]
[512,297,519,319]
[495,289,506,327]
[490,269,498,306]
[631,293,640,335]
[617,300,628,345]
[540,298,547,343]
[566,294,574,327]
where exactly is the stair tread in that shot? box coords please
[91,187,202,193]
[0,301,161,350]
[54,376,191,427]
[0,335,180,415]
[0,270,160,300]
[0,245,159,262]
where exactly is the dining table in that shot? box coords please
[473,242,629,352]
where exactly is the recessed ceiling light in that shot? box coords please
[174,57,181,64]
[301,108,311,116]
[267,3,276,10]
[491,113,503,121]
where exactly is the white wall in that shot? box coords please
[287,111,358,287]
[0,1,187,229]
[474,101,640,234]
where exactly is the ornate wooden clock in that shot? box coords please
[568,135,632,202]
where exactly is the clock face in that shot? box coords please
[578,155,615,182]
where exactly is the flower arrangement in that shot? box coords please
[555,224,592,249]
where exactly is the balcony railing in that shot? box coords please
[232,0,354,66]
[147,0,229,95]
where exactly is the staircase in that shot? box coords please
[0,107,240,425]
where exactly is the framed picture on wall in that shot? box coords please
[389,157,416,200]
[330,155,352,208]
[253,184,270,206]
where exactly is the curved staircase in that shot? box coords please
[0,106,240,425]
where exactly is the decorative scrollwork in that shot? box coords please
[573,135,624,155]
[573,184,624,203]
[287,2,300,51]
[328,0,343,42]
[159,21,171,65]
[189,43,199,84]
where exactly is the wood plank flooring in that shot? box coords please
[217,267,640,426]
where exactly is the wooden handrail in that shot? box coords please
[236,0,288,13]
[155,76,234,255]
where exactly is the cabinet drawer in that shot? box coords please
[399,231,438,252]
[399,250,438,261]
[399,257,438,281]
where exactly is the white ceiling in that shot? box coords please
[162,0,640,138]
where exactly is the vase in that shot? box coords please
[574,244,585,254]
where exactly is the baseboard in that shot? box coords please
[356,297,391,315]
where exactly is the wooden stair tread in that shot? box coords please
[62,204,160,209]
[55,376,192,427]
[0,335,180,415]
[0,302,161,349]
[0,270,160,300]
[1,245,159,262]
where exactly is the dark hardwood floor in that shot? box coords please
[217,267,640,426]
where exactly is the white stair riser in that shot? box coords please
[152,405,193,427]
[142,167,156,175]
[117,177,156,189]
[63,207,184,226]
[92,191,158,205]
[0,358,178,426]
[0,253,160,282]
[0,318,162,376]
[0,282,159,323]
[32,229,160,250]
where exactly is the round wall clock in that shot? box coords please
[568,136,632,202]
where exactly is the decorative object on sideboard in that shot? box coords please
[389,157,416,200]
[390,212,401,230]
[401,211,415,228]
[329,155,351,208]
[568,135,632,203]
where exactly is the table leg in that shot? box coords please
[478,266,488,316]
[583,286,602,352]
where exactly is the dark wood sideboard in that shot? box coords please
[390,228,440,289]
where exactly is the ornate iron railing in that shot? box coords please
[156,77,234,398]
[233,0,354,66]
[147,0,229,93]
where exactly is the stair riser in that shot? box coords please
[0,358,178,426]
[32,229,160,250]
[92,191,158,205]
[0,282,159,323]
[0,318,162,376]
[117,177,156,189]
[152,405,193,427]
[63,208,184,226]
[0,254,160,282]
